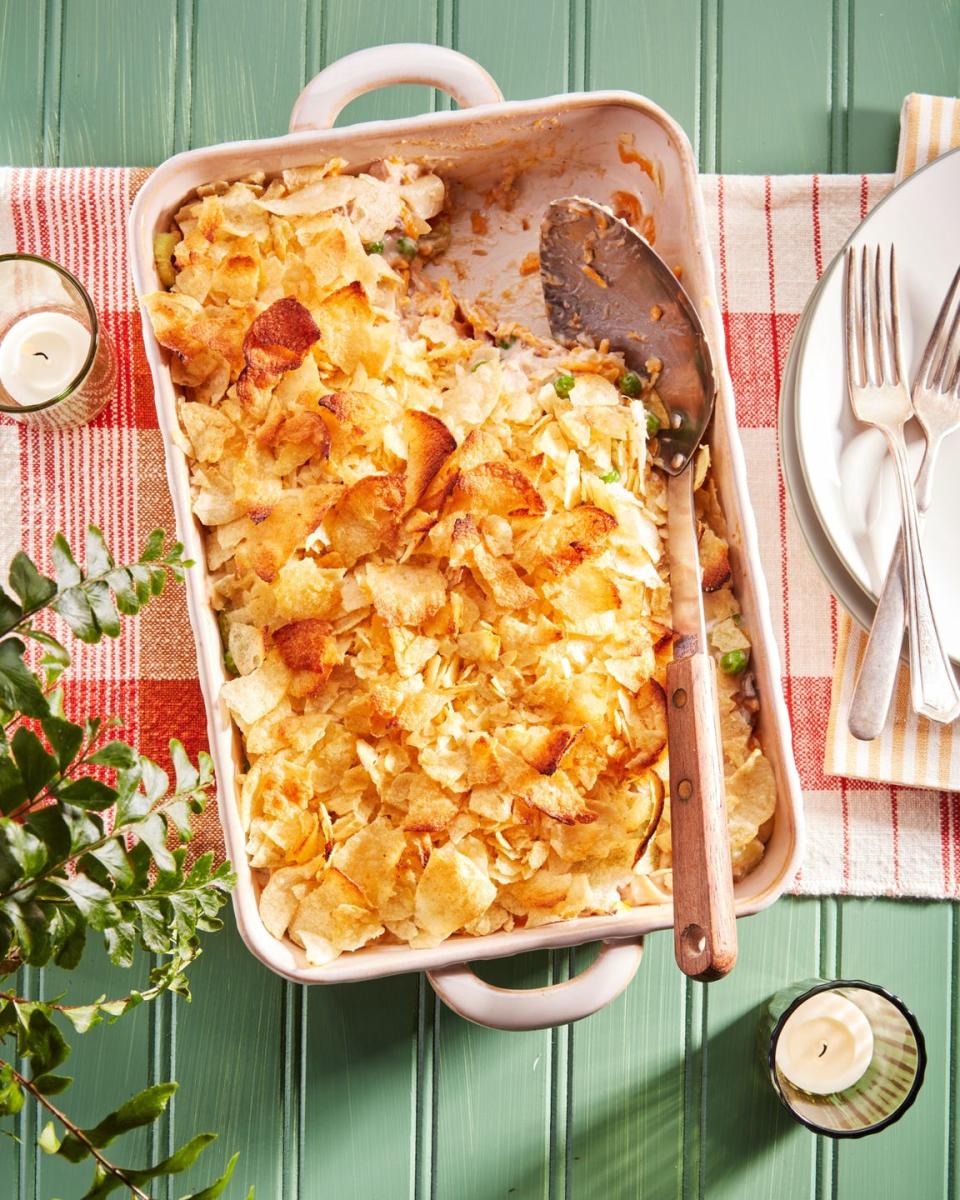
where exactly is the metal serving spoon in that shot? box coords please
[540,197,737,981]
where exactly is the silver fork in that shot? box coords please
[843,244,960,726]
[849,263,960,739]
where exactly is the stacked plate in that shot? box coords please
[780,147,960,661]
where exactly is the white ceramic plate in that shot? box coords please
[780,278,878,638]
[793,147,960,659]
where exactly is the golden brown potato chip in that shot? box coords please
[710,616,751,655]
[501,724,579,777]
[178,400,236,463]
[258,410,330,474]
[227,622,265,676]
[699,525,732,592]
[290,868,385,964]
[258,856,323,939]
[414,843,496,940]
[326,474,404,566]
[144,292,249,402]
[520,505,618,574]
[523,771,597,825]
[386,773,459,833]
[315,281,393,375]
[622,679,668,769]
[273,619,340,695]
[210,233,261,301]
[331,820,407,910]
[403,409,456,509]
[271,558,344,621]
[448,461,545,518]
[221,652,290,727]
[543,563,620,630]
[505,870,573,912]
[470,543,536,610]
[234,483,342,581]
[236,296,320,403]
[725,747,777,848]
[364,562,447,627]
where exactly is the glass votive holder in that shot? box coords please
[0,253,115,430]
[760,978,926,1138]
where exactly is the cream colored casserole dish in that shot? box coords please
[129,45,803,1030]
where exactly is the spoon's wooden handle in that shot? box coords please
[666,651,738,981]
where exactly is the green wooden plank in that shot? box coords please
[834,899,954,1200]
[0,0,46,165]
[951,904,959,1200]
[567,932,687,1200]
[190,0,307,149]
[57,0,177,166]
[717,0,835,173]
[848,0,960,172]
[3,967,33,1200]
[33,947,155,1197]
[320,0,440,127]
[454,0,571,101]
[700,898,823,1200]
[585,0,702,158]
[433,952,554,1200]
[300,971,420,1200]
[168,922,286,1198]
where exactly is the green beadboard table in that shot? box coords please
[2,2,959,1198]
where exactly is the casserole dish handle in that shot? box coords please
[289,44,504,133]
[427,938,644,1030]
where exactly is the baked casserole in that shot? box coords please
[143,157,776,966]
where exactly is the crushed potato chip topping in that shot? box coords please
[145,157,776,964]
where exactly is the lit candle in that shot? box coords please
[0,311,92,407]
[775,991,874,1094]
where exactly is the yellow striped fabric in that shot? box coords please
[826,94,960,789]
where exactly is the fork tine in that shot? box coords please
[867,245,883,384]
[889,245,904,385]
[873,248,888,384]
[937,299,960,391]
[919,263,960,389]
[844,247,860,392]
[930,277,960,390]
[864,248,878,384]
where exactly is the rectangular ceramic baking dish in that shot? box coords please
[129,45,803,1029]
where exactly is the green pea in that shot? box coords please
[732,612,743,627]
[617,370,643,397]
[720,648,749,675]
[364,240,384,255]
[223,648,238,675]
[600,468,621,484]
[497,336,517,350]
[645,411,662,436]
[396,236,418,259]
[553,373,576,398]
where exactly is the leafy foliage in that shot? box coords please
[0,527,248,1197]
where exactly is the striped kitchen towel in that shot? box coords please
[826,94,960,795]
[2,147,957,897]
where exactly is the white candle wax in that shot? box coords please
[0,311,91,407]
[775,992,874,1095]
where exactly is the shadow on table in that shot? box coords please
[503,1002,806,1200]
[298,958,808,1199]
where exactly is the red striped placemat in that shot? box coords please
[2,163,957,899]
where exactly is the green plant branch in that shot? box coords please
[5,749,90,822]
[5,1063,151,1200]
[0,784,206,905]
[0,526,242,1196]
[0,944,199,1019]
